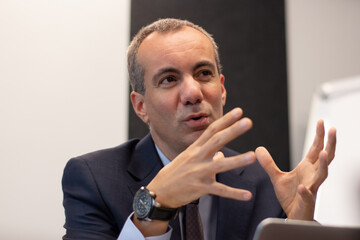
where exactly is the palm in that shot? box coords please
[272,159,319,219]
[256,120,336,220]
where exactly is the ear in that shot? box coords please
[130,91,149,124]
[220,74,227,106]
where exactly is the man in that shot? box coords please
[62,18,336,240]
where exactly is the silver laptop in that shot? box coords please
[253,218,360,240]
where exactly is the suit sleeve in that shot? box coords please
[62,157,119,240]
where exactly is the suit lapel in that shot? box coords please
[126,134,182,240]
[127,134,163,195]
[125,137,257,240]
[216,149,256,240]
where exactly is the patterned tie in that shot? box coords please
[185,201,204,240]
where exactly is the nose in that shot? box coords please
[179,75,203,105]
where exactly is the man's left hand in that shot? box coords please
[255,120,337,220]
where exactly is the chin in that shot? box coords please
[187,129,206,143]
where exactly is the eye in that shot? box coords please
[197,69,214,80]
[201,70,212,76]
[162,76,176,83]
[159,75,178,87]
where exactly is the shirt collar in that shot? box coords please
[155,145,171,166]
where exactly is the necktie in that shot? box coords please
[185,201,204,240]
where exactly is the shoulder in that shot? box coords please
[63,138,142,180]
[75,138,140,162]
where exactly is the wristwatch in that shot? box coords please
[133,186,178,221]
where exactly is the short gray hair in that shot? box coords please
[127,18,222,94]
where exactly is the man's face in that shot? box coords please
[131,26,226,160]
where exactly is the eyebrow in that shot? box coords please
[192,60,216,73]
[152,67,180,84]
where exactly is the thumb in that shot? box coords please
[213,151,225,161]
[255,146,281,182]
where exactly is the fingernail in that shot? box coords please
[232,108,241,117]
[243,192,251,200]
[240,119,249,129]
[246,152,254,163]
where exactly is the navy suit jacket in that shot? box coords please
[62,134,285,240]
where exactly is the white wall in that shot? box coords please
[0,1,130,239]
[286,0,360,167]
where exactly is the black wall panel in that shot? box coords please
[128,0,290,171]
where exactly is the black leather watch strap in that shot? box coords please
[149,205,179,221]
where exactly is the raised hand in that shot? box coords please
[134,108,257,236]
[147,108,256,208]
[255,120,337,220]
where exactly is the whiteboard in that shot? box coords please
[303,75,360,227]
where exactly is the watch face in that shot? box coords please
[133,187,153,220]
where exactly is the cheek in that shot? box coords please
[205,85,224,104]
[148,93,178,117]
[204,86,224,116]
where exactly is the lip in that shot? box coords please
[184,113,210,129]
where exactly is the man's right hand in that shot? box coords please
[134,108,256,237]
[147,107,256,208]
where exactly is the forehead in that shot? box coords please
[137,26,216,71]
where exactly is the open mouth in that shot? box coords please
[185,114,209,129]
[192,116,203,121]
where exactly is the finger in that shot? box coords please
[209,182,253,201]
[294,185,315,220]
[306,120,325,163]
[324,128,337,165]
[297,184,315,207]
[255,147,282,182]
[209,151,256,174]
[298,184,314,202]
[202,117,252,156]
[196,108,244,146]
[309,151,328,193]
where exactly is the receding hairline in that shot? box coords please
[127,18,222,94]
[137,25,218,62]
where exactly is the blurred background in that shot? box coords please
[0,0,359,239]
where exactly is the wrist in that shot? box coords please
[133,214,169,237]
[133,186,179,221]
